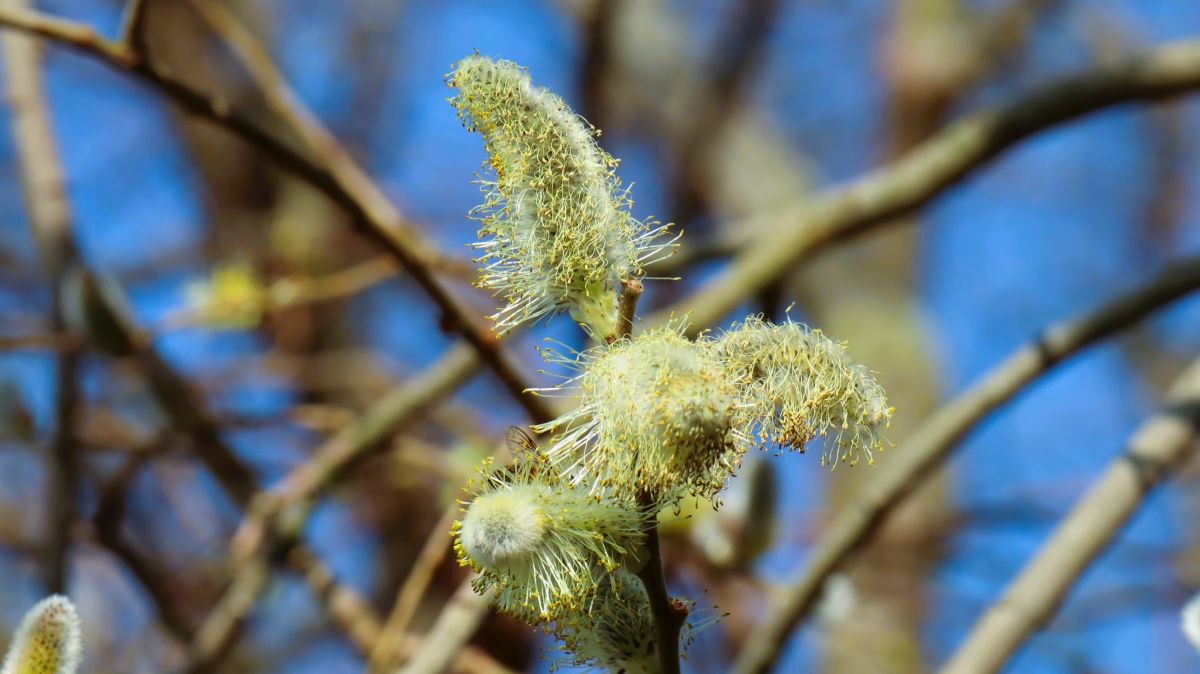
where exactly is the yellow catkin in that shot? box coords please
[536,325,749,503]
[1,596,82,674]
[714,315,892,467]
[453,454,646,624]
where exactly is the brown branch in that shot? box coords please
[614,277,643,341]
[0,4,554,425]
[665,0,781,230]
[51,268,390,671]
[368,505,460,673]
[119,0,151,54]
[731,255,1200,674]
[617,280,686,674]
[92,450,195,645]
[0,333,76,351]
[394,583,496,674]
[206,344,481,673]
[1,0,82,594]
[939,358,1200,674]
[636,497,687,674]
[231,342,477,561]
[182,0,552,424]
[648,37,1200,336]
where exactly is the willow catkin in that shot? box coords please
[535,324,749,503]
[714,315,892,467]
[1183,592,1200,652]
[1,596,81,674]
[448,55,673,339]
[453,453,646,623]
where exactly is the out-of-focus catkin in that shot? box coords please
[551,571,661,673]
[1,596,82,674]
[448,55,673,339]
[1183,591,1200,652]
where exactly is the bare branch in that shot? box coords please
[0,4,554,425]
[187,346,475,670]
[648,38,1200,335]
[636,496,687,674]
[2,0,83,593]
[732,255,1200,674]
[368,505,459,673]
[940,358,1200,674]
[231,343,477,562]
[394,583,495,674]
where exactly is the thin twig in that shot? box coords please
[394,583,496,674]
[614,277,643,341]
[160,255,400,329]
[648,38,1200,335]
[52,267,387,672]
[0,333,76,351]
[732,255,1200,674]
[940,358,1200,674]
[637,496,687,674]
[1,0,82,593]
[231,342,478,561]
[617,279,686,674]
[92,449,195,645]
[182,0,552,423]
[0,4,553,425]
[199,343,480,673]
[368,505,460,673]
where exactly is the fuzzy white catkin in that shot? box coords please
[714,316,892,467]
[1183,591,1200,652]
[1,596,82,674]
[448,55,673,338]
[535,325,749,502]
[453,454,646,623]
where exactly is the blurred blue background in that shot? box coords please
[1,1,1199,672]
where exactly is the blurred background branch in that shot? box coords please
[1,2,1199,673]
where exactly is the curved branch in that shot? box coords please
[940,358,1200,674]
[732,256,1200,674]
[648,38,1200,335]
[0,5,553,425]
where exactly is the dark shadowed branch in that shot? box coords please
[2,0,83,594]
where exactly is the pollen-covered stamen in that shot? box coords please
[1,596,82,674]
